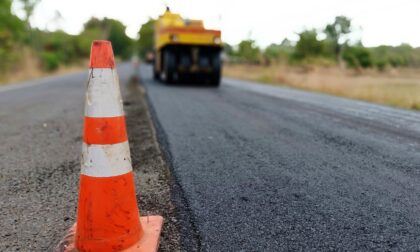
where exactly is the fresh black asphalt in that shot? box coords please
[2,63,420,251]
[140,63,420,251]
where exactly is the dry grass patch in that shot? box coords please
[224,64,420,110]
[0,48,86,85]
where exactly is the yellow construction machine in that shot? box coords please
[153,8,223,85]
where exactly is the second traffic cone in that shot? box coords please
[54,40,163,252]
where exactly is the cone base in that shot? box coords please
[54,216,163,252]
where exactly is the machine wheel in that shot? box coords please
[161,49,177,83]
[209,52,221,86]
[153,65,160,80]
[208,66,221,86]
[209,72,221,86]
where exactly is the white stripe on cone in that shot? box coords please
[81,141,132,177]
[85,68,124,118]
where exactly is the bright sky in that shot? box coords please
[13,0,420,48]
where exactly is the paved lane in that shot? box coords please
[141,63,420,251]
[0,65,134,251]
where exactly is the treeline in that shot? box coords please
[3,0,420,77]
[1,0,135,74]
[33,18,134,71]
[225,17,420,70]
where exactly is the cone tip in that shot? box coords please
[89,40,115,68]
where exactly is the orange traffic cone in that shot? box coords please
[54,40,163,252]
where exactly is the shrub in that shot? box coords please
[342,46,373,69]
[41,52,60,71]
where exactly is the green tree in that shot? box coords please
[369,44,420,69]
[1,0,24,39]
[137,18,155,58]
[342,46,372,69]
[293,30,324,60]
[107,19,133,59]
[324,16,352,63]
[264,44,281,62]
[17,0,41,24]
[79,18,133,59]
[222,42,234,58]
[17,0,41,47]
[264,39,293,63]
[237,39,260,63]
[0,0,25,72]
[41,30,79,69]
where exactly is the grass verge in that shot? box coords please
[0,49,87,86]
[224,64,420,110]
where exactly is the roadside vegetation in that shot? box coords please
[224,64,420,110]
[3,1,420,110]
[1,0,135,83]
[0,0,158,86]
[223,16,420,110]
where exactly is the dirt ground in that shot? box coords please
[124,79,181,251]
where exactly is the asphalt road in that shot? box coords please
[0,65,134,251]
[2,63,420,251]
[140,63,420,251]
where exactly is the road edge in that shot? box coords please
[138,67,202,252]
